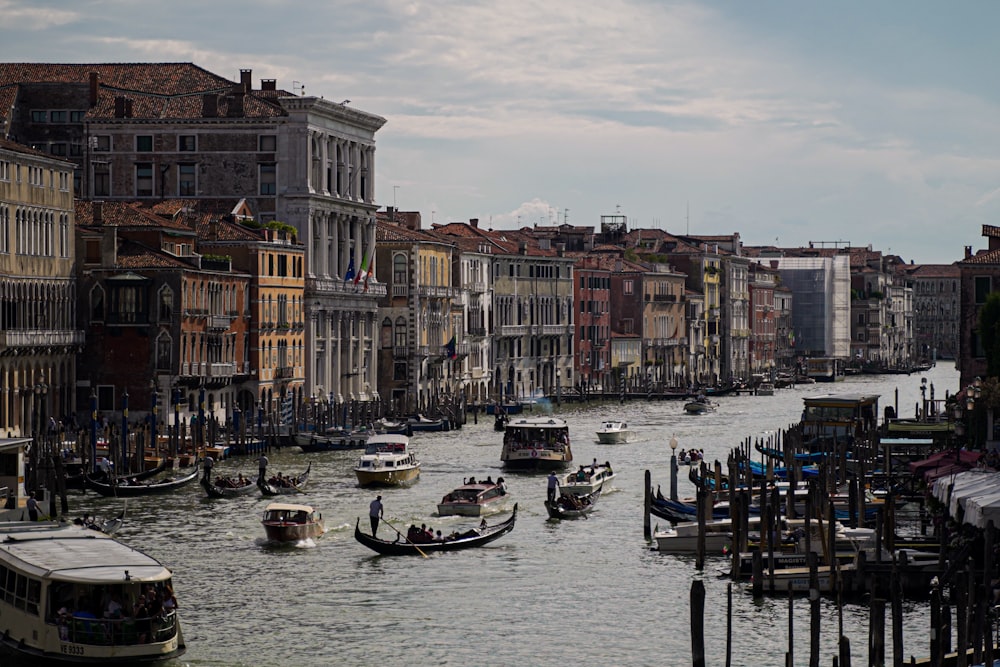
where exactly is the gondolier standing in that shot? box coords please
[369,495,384,536]
[547,471,559,503]
[257,454,269,483]
[202,455,214,481]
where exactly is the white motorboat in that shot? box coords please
[595,420,632,444]
[653,520,732,554]
[683,397,717,414]
[354,434,421,486]
[0,520,185,664]
[755,383,775,396]
[560,462,616,497]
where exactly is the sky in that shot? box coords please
[3,0,999,264]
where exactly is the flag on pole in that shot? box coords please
[444,334,457,360]
[354,249,370,286]
[363,260,374,292]
[344,257,355,282]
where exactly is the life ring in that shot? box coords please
[530,449,539,458]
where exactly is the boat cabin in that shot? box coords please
[262,503,317,524]
[503,418,570,451]
[0,437,31,519]
[801,394,880,448]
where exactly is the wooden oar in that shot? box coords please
[383,518,428,558]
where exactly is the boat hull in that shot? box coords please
[354,505,518,555]
[595,431,631,444]
[262,521,325,543]
[653,531,731,553]
[355,465,420,487]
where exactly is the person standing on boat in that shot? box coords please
[26,491,39,521]
[257,454,269,483]
[202,455,214,481]
[547,472,559,502]
[369,495,384,536]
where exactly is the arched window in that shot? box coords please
[394,316,407,347]
[158,285,174,321]
[156,332,172,370]
[380,317,392,348]
[393,253,407,285]
[90,284,105,321]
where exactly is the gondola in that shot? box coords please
[354,504,518,556]
[73,458,170,490]
[257,463,311,496]
[201,474,259,498]
[85,463,200,497]
[544,488,601,520]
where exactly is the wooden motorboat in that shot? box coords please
[501,416,573,470]
[560,462,615,497]
[755,383,775,396]
[595,420,632,444]
[354,435,420,487]
[261,502,325,543]
[405,414,451,432]
[683,397,717,414]
[201,474,258,498]
[354,504,518,556]
[258,463,311,496]
[85,464,200,497]
[437,478,508,516]
[545,488,601,520]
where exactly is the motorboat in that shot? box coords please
[500,416,573,470]
[683,397,717,415]
[354,505,518,556]
[653,520,732,554]
[354,434,421,486]
[294,429,371,452]
[0,521,185,663]
[595,420,632,444]
[560,462,615,497]
[437,478,508,516]
[755,383,775,396]
[261,502,325,543]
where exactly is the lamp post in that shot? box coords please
[121,388,129,474]
[90,388,98,474]
[920,377,928,420]
[173,384,181,457]
[149,380,158,455]
[669,435,679,501]
[556,366,561,406]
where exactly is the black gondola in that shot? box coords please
[85,464,200,497]
[354,504,518,556]
[257,463,311,496]
[70,459,170,490]
[544,489,601,519]
[201,475,259,498]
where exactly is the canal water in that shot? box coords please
[69,364,959,666]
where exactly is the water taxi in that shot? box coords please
[595,420,632,444]
[560,462,615,496]
[0,520,185,664]
[354,434,421,486]
[437,479,508,516]
[261,502,325,543]
[500,417,573,470]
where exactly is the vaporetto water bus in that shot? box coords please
[500,416,573,470]
[0,520,185,664]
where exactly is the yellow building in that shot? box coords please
[0,138,83,438]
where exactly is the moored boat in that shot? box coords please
[544,488,600,520]
[436,478,508,516]
[0,520,185,664]
[653,520,733,554]
[85,464,200,497]
[295,429,371,452]
[500,416,573,470]
[354,504,518,556]
[595,420,632,444]
[354,434,420,487]
[257,463,311,496]
[261,502,325,543]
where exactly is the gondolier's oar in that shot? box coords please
[383,518,428,559]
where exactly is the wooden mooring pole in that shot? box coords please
[691,579,706,667]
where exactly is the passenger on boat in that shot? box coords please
[202,455,214,481]
[576,466,587,482]
[547,472,559,502]
[484,475,494,485]
[497,477,507,494]
[480,518,488,531]
[604,462,612,474]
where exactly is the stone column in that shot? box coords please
[333,312,344,403]
[320,133,329,195]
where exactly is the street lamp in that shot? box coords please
[669,435,679,501]
[920,377,928,420]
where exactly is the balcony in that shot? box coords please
[417,285,453,298]
[651,294,677,303]
[0,329,85,349]
[392,284,409,298]
[468,326,487,337]
[467,281,487,293]
[207,362,235,378]
[498,325,528,337]
[208,314,234,331]
[393,345,409,358]
[275,366,294,379]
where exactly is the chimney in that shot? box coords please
[240,69,252,93]
[114,96,127,118]
[227,90,245,118]
[262,79,276,92]
[202,93,218,117]
[519,241,528,255]
[469,218,479,228]
[966,246,973,259]
[88,71,99,107]
[93,201,103,224]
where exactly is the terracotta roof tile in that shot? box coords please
[114,239,192,270]
[75,200,193,232]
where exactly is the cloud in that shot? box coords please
[0,0,78,30]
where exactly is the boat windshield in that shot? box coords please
[364,441,407,455]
